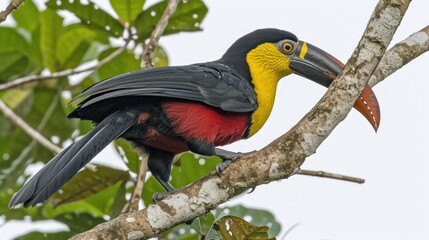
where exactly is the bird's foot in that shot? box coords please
[214,148,254,161]
[152,190,176,203]
[215,160,232,176]
[214,149,255,176]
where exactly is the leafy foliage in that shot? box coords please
[215,205,281,238]
[49,165,130,207]
[0,27,34,79]
[46,0,124,37]
[110,0,146,24]
[39,9,63,71]
[215,216,275,240]
[135,0,208,39]
[0,0,280,239]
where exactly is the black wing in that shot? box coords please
[71,62,257,113]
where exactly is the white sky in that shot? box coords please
[1,0,429,239]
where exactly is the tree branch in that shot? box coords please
[0,42,128,91]
[296,169,365,184]
[0,0,24,23]
[369,25,429,87]
[122,153,149,214]
[141,0,181,68]
[71,1,411,239]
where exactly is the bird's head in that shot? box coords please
[220,28,380,131]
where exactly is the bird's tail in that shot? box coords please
[9,110,139,208]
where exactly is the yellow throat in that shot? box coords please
[246,43,294,137]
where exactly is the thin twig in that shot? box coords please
[281,223,301,240]
[141,0,181,68]
[0,99,61,154]
[0,42,129,91]
[0,0,24,23]
[296,169,365,184]
[122,153,149,213]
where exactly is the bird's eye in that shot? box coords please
[282,42,294,52]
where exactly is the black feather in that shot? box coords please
[69,63,257,117]
[9,110,139,207]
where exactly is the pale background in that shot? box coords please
[1,0,428,239]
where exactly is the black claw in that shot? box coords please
[216,160,232,176]
[152,190,176,203]
[248,187,256,194]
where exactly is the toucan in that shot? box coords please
[9,29,380,208]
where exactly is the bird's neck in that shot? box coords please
[246,44,293,137]
[247,70,282,137]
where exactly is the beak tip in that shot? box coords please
[373,122,379,133]
[353,84,381,133]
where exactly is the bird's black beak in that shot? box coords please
[289,41,381,131]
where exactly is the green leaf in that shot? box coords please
[110,0,145,24]
[55,212,105,233]
[191,212,216,236]
[80,41,105,64]
[215,205,281,238]
[96,48,140,80]
[1,89,32,110]
[142,153,221,206]
[0,27,39,78]
[56,25,96,69]
[41,179,126,219]
[109,181,127,218]
[158,224,198,240]
[28,25,45,71]
[14,212,106,239]
[0,27,30,54]
[46,0,124,38]
[135,0,208,39]
[12,0,40,32]
[43,199,104,219]
[49,165,130,207]
[153,45,169,67]
[0,51,29,81]
[24,89,75,145]
[216,216,275,240]
[114,138,140,174]
[40,9,64,72]
[170,153,221,189]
